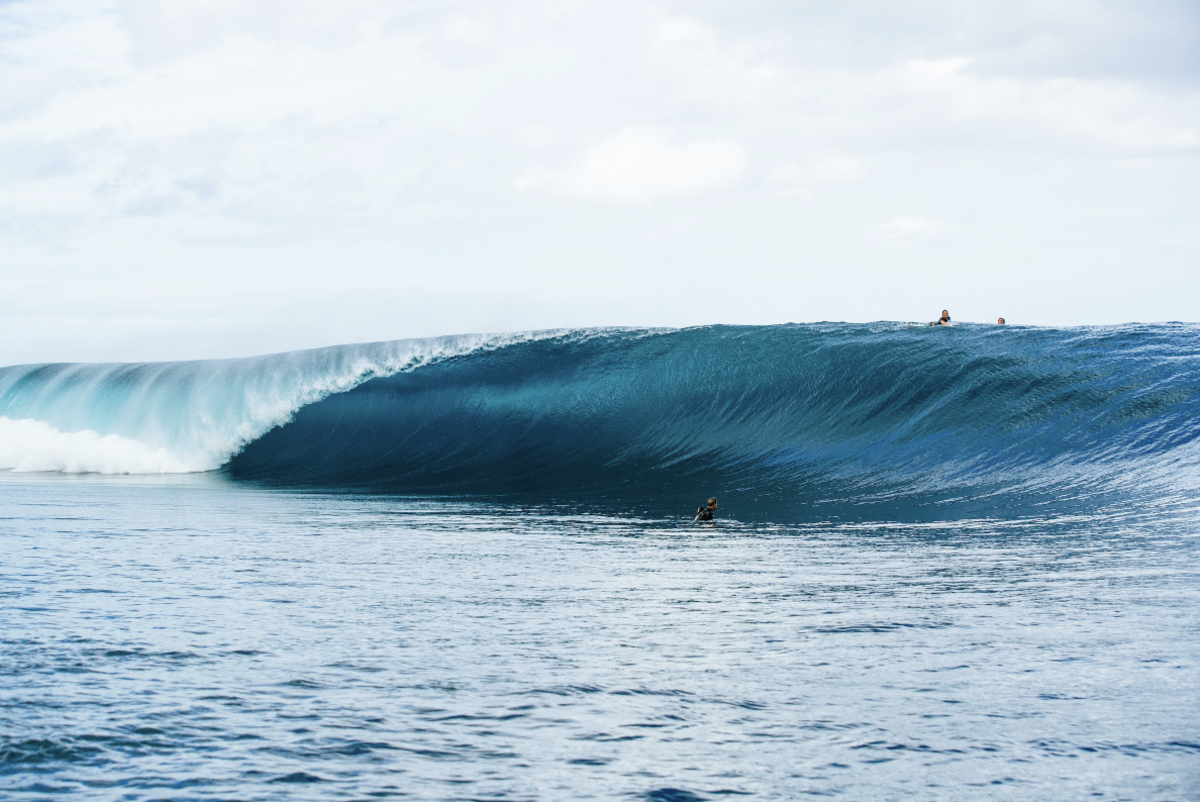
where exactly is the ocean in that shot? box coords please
[1,323,1198,800]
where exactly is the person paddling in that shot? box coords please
[695,497,718,522]
[929,309,951,326]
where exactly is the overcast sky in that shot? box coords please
[1,0,1198,363]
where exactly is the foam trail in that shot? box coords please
[0,417,194,473]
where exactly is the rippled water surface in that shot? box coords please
[2,473,1198,801]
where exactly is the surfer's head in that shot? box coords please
[941,310,950,322]
[707,497,718,509]
[997,317,1006,324]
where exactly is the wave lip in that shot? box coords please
[225,323,1200,517]
[0,329,592,475]
[5,322,1200,520]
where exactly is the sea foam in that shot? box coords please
[0,330,578,474]
[3,324,1198,518]
[0,416,195,473]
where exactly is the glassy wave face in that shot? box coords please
[2,324,1198,520]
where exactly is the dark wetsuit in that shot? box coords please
[695,507,714,522]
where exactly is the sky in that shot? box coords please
[1,0,1198,363]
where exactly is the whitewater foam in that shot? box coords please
[222,322,1200,516]
[0,329,591,475]
[4,323,1198,517]
[0,417,195,474]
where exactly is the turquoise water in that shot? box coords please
[2,472,1197,801]
[4,323,1199,798]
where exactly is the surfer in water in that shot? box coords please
[929,309,951,326]
[997,317,1006,324]
[695,497,718,522]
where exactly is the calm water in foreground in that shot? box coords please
[1,473,1197,801]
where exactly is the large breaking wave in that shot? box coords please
[2,324,1198,519]
[0,330,569,473]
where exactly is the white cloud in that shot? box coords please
[442,14,489,47]
[882,57,1200,153]
[654,16,786,106]
[516,127,746,202]
[768,155,866,185]
[884,215,944,233]
[881,215,946,244]
[6,34,415,139]
[519,124,555,148]
[0,1,1198,361]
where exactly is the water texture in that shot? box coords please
[2,475,1197,801]
[1,323,1198,799]
[2,323,1198,518]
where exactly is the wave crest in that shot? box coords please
[4,323,1199,519]
[225,323,1200,517]
[0,329,584,474]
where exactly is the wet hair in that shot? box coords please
[707,497,718,506]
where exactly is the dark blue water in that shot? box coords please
[2,323,1199,798]
[2,473,1197,800]
[4,323,1199,517]
[223,324,1200,521]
